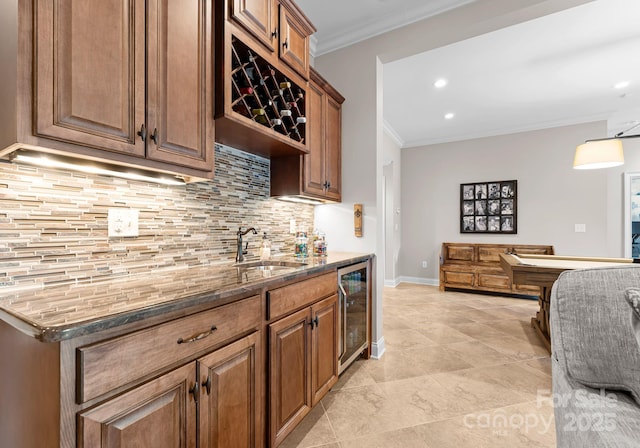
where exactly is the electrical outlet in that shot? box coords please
[108,208,139,238]
[422,261,428,268]
[574,223,586,233]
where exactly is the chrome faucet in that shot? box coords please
[236,227,258,262]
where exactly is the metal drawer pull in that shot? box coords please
[177,325,217,344]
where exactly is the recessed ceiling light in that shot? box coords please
[614,81,630,89]
[434,78,448,89]
[444,112,455,120]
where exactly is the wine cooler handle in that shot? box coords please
[339,282,347,356]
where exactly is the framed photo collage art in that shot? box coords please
[460,180,517,234]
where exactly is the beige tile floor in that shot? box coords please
[280,284,555,448]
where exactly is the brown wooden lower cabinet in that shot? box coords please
[269,293,338,447]
[199,332,262,448]
[78,362,198,448]
[0,269,349,448]
[78,330,262,448]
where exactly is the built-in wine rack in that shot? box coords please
[230,37,306,144]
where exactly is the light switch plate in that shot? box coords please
[574,223,586,233]
[108,208,139,238]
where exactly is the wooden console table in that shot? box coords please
[439,242,554,297]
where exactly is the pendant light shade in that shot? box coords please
[573,139,624,170]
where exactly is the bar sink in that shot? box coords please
[233,260,308,271]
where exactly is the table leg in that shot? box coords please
[530,286,551,353]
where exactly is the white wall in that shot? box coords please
[400,121,640,283]
[312,0,594,356]
[382,129,402,285]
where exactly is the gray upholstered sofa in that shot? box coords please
[550,266,640,447]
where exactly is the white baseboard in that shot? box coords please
[397,276,439,286]
[370,336,386,359]
[384,278,401,287]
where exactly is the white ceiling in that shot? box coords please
[296,0,640,148]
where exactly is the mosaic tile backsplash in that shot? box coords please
[0,145,314,288]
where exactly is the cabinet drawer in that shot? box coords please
[77,295,260,403]
[267,272,336,320]
[442,270,474,287]
[477,273,510,289]
[446,245,475,262]
[478,246,508,263]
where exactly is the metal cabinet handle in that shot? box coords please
[150,128,158,144]
[308,316,319,328]
[283,39,288,49]
[189,381,200,400]
[271,28,278,38]
[202,375,212,395]
[137,124,146,142]
[177,325,217,344]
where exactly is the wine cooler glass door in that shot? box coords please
[339,263,368,372]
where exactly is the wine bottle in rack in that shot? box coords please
[239,86,253,95]
[279,108,292,117]
[288,101,300,114]
[296,116,307,124]
[252,108,268,125]
[257,89,273,108]
[271,118,282,126]
[262,67,275,78]
[233,102,251,118]
[246,67,266,87]
[290,127,302,141]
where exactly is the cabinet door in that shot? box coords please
[146,0,214,171]
[198,332,261,448]
[34,0,146,157]
[278,5,310,78]
[323,95,342,201]
[303,81,327,197]
[230,0,276,51]
[78,363,197,448]
[311,294,339,405]
[269,308,312,447]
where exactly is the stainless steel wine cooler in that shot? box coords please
[338,261,370,374]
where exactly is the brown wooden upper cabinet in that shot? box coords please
[229,0,314,79]
[277,0,313,79]
[215,0,315,158]
[271,68,344,202]
[1,0,214,182]
[229,0,278,52]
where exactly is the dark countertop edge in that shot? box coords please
[6,253,374,343]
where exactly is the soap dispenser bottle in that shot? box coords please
[260,232,271,260]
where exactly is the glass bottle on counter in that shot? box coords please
[295,231,308,258]
[260,232,271,260]
[312,229,327,257]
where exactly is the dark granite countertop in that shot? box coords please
[0,252,372,342]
